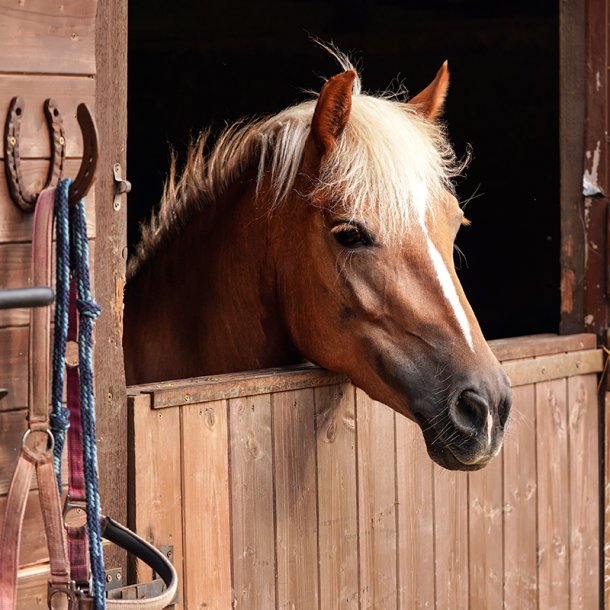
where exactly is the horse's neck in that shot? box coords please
[124,181,301,385]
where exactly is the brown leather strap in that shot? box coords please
[28,188,55,429]
[0,453,35,610]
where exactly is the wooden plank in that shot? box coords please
[132,364,348,409]
[536,379,570,608]
[0,326,28,412]
[272,388,319,610]
[357,390,398,609]
[502,349,603,387]
[0,0,96,74]
[0,159,96,244]
[0,76,95,159]
[503,384,538,610]
[468,452,503,609]
[0,238,96,329]
[180,399,232,609]
[395,414,434,609]
[229,393,276,609]
[434,466,469,610]
[488,333,596,361]
[559,0,586,334]
[0,410,67,495]
[127,394,184,609]
[567,374,599,609]
[93,0,129,575]
[315,383,359,609]
[16,564,50,609]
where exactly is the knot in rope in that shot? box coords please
[50,407,71,433]
[77,299,101,320]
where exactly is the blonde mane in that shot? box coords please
[128,55,463,281]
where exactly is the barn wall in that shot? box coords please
[128,334,602,609]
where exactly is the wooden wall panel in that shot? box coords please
[536,379,570,608]
[468,452,503,609]
[0,326,28,412]
[395,415,435,608]
[128,394,184,609]
[272,389,319,610]
[567,374,599,609]
[229,393,276,610]
[0,0,96,74]
[180,399,232,609]
[434,467,469,610]
[503,384,538,610]
[357,391,398,609]
[315,383,359,609]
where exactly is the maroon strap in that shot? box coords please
[66,277,90,585]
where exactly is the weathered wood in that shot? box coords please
[0,409,67,495]
[0,326,28,412]
[559,0,586,333]
[536,379,570,608]
[567,374,599,609]
[434,466,469,609]
[468,449,503,609]
[127,394,184,608]
[0,160,96,244]
[180,399,232,608]
[272,388,319,610]
[0,0,96,74]
[229,393,276,610]
[502,348,603,387]
[395,414,434,608]
[16,564,50,609]
[315,383,359,609]
[0,238,96,329]
[0,76,95,159]
[357,391,398,609]
[503,384,538,610]
[130,364,348,409]
[93,0,129,574]
[488,333,596,361]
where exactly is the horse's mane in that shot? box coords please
[128,52,463,282]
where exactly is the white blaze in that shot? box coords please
[419,217,475,353]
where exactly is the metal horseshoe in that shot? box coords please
[3,96,66,213]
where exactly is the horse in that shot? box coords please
[123,52,512,471]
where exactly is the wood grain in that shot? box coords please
[503,384,538,610]
[128,394,184,609]
[357,390,398,609]
[0,0,96,74]
[489,333,596,361]
[434,466,469,609]
[536,379,570,608]
[0,326,28,412]
[272,388,319,610]
[16,564,50,609]
[468,450,503,609]
[229,393,276,610]
[0,160,96,244]
[395,415,435,609]
[315,383,359,609]
[180,399,232,609]
[0,76,95,159]
[567,374,599,609]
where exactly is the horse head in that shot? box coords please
[269,63,512,471]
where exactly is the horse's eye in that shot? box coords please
[332,224,367,247]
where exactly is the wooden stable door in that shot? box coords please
[0,0,128,603]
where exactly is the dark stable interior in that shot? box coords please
[127,0,559,341]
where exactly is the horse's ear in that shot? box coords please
[409,61,449,121]
[310,70,357,156]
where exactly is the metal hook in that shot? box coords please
[3,96,66,213]
[68,103,99,209]
[3,98,99,212]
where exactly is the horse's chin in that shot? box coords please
[415,413,495,472]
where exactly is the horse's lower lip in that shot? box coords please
[414,412,491,472]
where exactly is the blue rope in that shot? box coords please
[51,179,106,609]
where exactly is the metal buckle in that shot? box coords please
[63,494,88,530]
[47,580,88,609]
[22,428,54,457]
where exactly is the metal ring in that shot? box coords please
[22,428,55,455]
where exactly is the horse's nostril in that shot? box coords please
[450,390,488,436]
